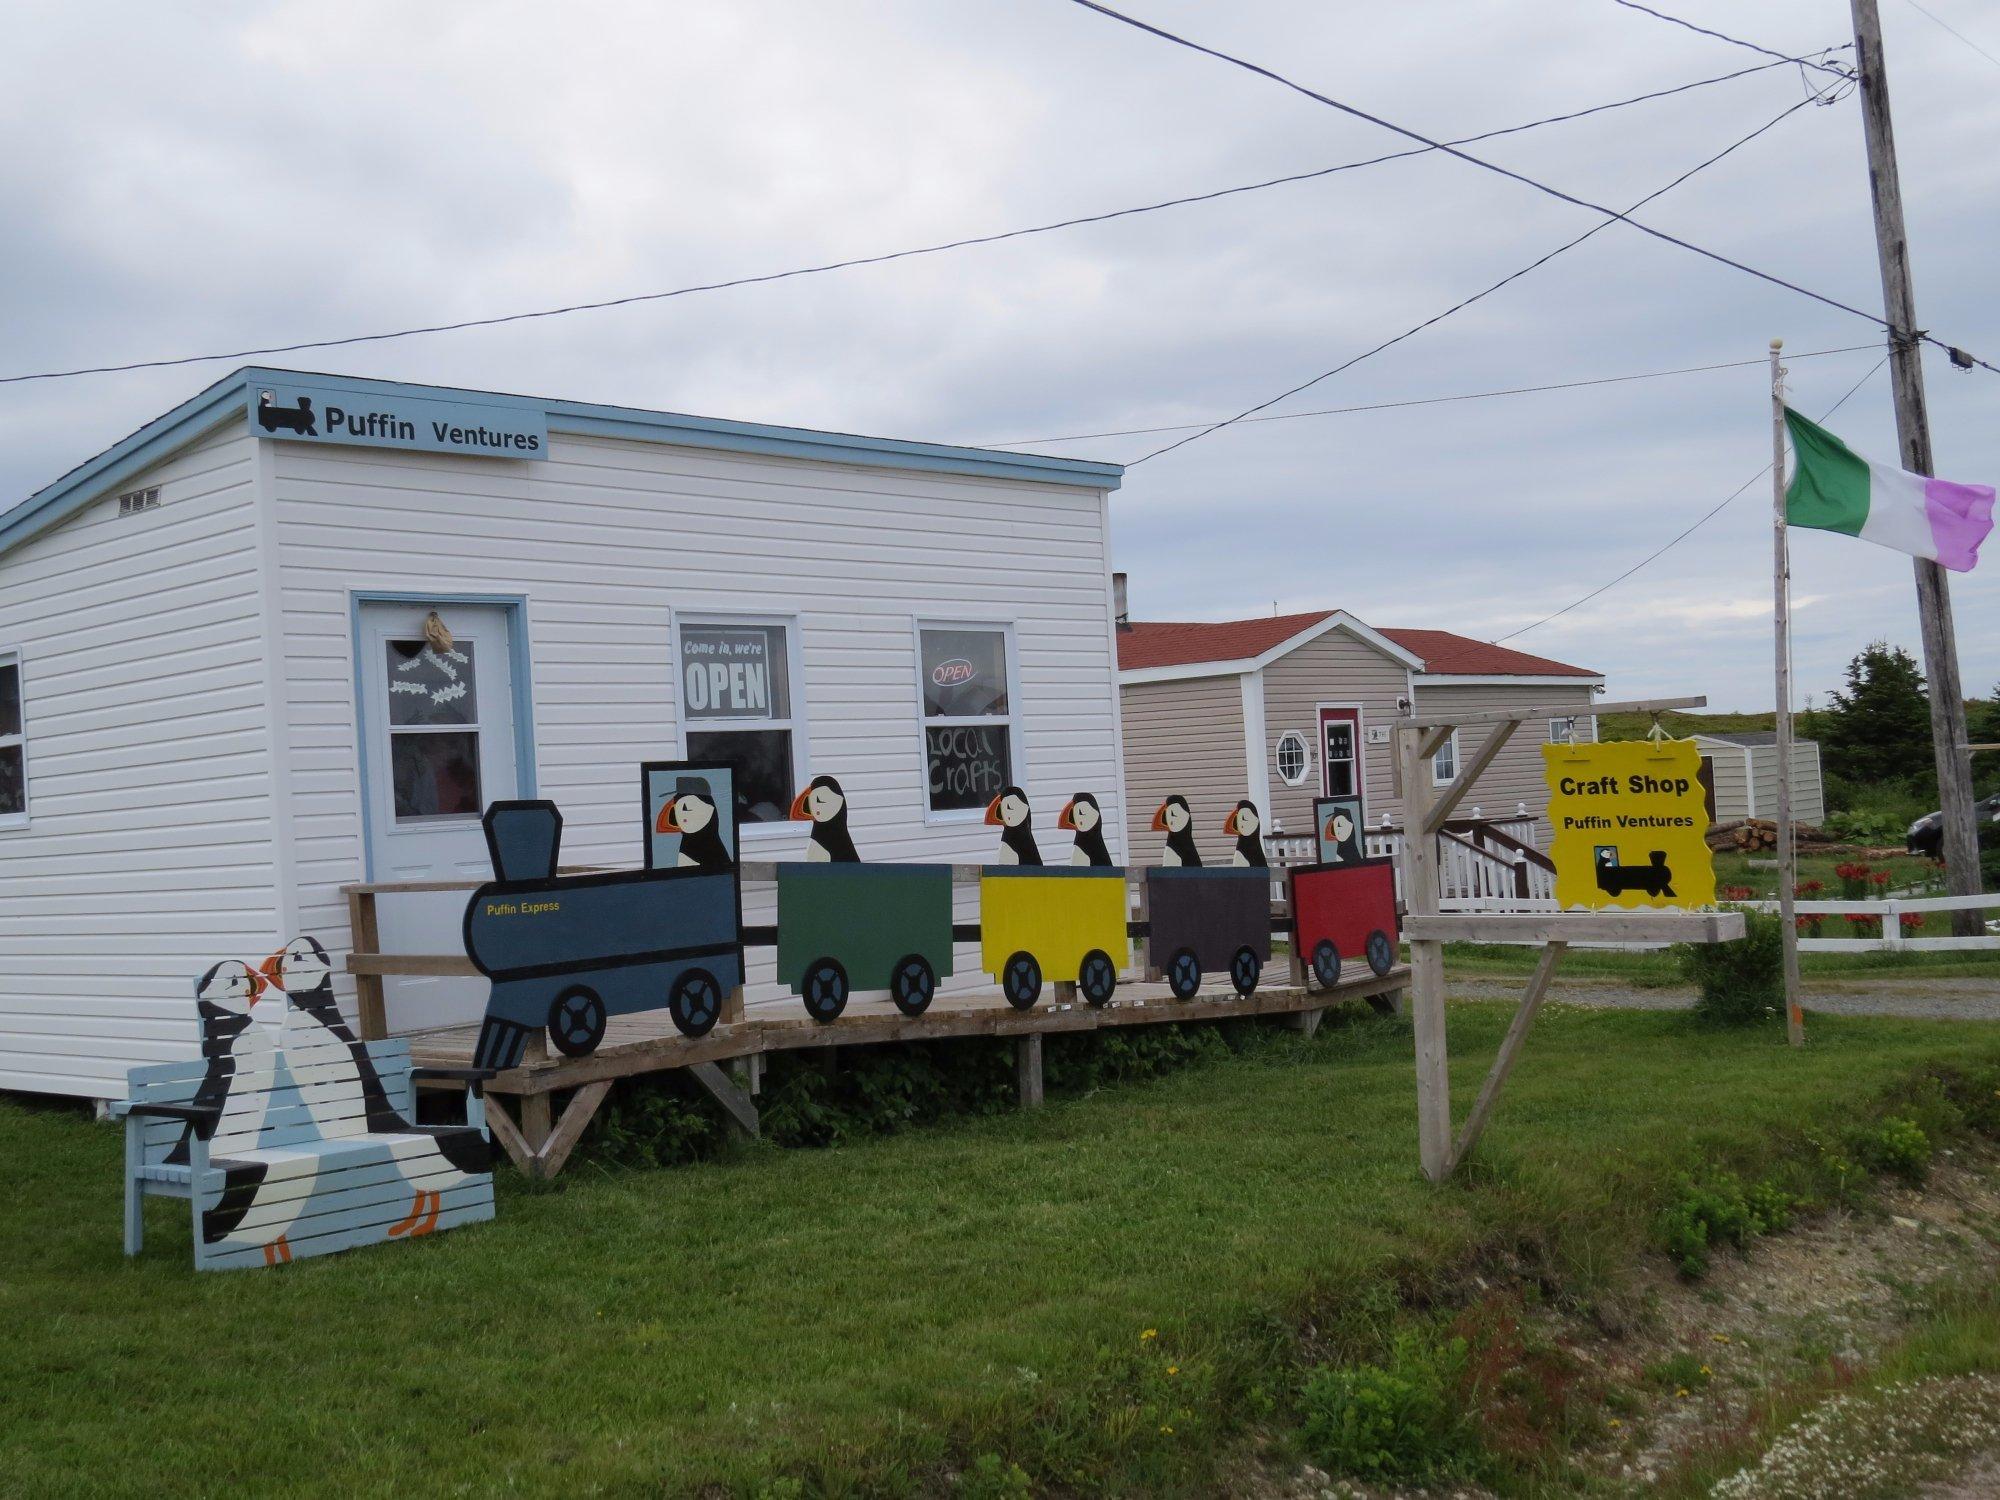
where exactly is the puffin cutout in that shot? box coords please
[789,775,860,862]
[1224,800,1268,868]
[984,786,1043,866]
[1152,794,1202,867]
[1323,805,1363,864]
[1058,792,1114,867]
[656,778,733,871]
[261,937,492,1244]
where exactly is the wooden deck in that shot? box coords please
[402,965,1409,1177]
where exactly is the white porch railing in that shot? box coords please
[1737,891,2000,952]
[1266,805,1555,912]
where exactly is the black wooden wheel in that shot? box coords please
[889,953,936,1017]
[1166,947,1201,1000]
[669,967,723,1038]
[1002,950,1042,1010]
[547,986,606,1057]
[1078,948,1117,1007]
[1311,939,1341,988]
[801,958,850,1023]
[1365,929,1396,977]
[1229,946,1262,997]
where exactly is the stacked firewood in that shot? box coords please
[1705,818,1832,851]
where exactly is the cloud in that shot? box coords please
[1,0,1995,713]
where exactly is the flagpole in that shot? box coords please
[1771,338,1805,1047]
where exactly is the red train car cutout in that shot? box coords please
[1288,857,1399,988]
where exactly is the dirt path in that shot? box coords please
[1450,974,2000,1020]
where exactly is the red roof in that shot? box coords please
[1116,612,1596,677]
[1378,628,1597,678]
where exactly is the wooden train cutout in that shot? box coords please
[461,773,1402,1061]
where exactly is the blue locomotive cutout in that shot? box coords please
[463,765,745,1071]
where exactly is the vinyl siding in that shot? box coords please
[1410,683,1599,841]
[1259,628,1411,839]
[1702,745,1754,821]
[1695,738,1823,824]
[1118,672,1248,866]
[271,432,1124,1030]
[0,423,279,1098]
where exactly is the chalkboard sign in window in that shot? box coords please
[918,624,1015,814]
[680,618,802,824]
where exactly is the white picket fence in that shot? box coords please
[1739,891,2000,952]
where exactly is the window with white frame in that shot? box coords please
[1274,729,1311,786]
[1548,715,1581,743]
[0,652,24,822]
[678,619,802,825]
[918,624,1013,813]
[1431,729,1459,786]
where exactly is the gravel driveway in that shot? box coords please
[1449,975,2000,1020]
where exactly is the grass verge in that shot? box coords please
[4,1005,2000,1496]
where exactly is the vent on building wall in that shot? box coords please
[117,487,161,517]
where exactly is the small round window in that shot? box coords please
[1274,730,1311,786]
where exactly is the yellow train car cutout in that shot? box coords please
[979,868,1127,1010]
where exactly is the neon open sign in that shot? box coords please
[930,658,976,687]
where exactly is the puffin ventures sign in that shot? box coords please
[1542,739,1716,911]
[246,382,547,460]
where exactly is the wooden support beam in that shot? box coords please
[536,1082,611,1179]
[1448,942,1566,1174]
[1281,1007,1324,1037]
[1403,911,1745,946]
[1395,695,1704,732]
[689,1061,761,1139]
[519,1092,553,1153]
[485,1098,535,1175]
[1418,725,1456,760]
[1397,724,1453,1183]
[1016,1033,1044,1108]
[1423,720,1519,836]
[346,889,388,1040]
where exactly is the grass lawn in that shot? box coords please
[7,1006,2000,1496]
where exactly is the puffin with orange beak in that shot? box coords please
[984,785,1042,866]
[1224,799,1268,868]
[1058,792,1113,867]
[656,778,733,871]
[789,775,859,862]
[1152,794,1201,867]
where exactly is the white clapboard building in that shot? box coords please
[0,369,1126,1100]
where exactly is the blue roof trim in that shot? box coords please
[0,366,1122,560]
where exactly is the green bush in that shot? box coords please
[1677,909,1783,1026]
[1298,1334,1478,1481]
[1658,1171,1796,1276]
[1853,1115,1932,1183]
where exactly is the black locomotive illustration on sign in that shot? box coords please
[463,796,744,1070]
[1593,845,1676,899]
[255,391,317,435]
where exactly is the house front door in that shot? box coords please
[1318,706,1364,819]
[358,600,521,1033]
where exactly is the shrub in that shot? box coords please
[1658,1171,1796,1276]
[1298,1334,1478,1481]
[1678,909,1783,1026]
[1853,1115,1932,1183]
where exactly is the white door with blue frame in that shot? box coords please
[358,601,520,1033]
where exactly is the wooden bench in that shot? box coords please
[114,952,497,1271]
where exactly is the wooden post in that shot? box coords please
[1015,1033,1044,1109]
[1397,724,1452,1182]
[1771,339,1806,1047]
[345,888,388,1040]
[1850,0,1983,937]
[688,1062,761,1139]
[520,1092,553,1154]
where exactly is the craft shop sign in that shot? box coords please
[1542,738,1716,910]
[247,382,548,460]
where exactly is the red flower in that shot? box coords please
[1870,870,1892,888]
[1899,913,1923,932]
[1844,913,1874,927]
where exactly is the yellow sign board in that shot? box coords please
[1542,739,1715,910]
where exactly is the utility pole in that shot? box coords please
[1771,340,1805,1046]
[1849,0,1982,933]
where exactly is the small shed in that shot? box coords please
[0,367,1127,1100]
[1692,732,1827,826]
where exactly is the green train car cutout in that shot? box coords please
[775,863,955,1021]
[978,867,1128,1010]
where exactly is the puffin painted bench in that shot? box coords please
[113,939,497,1271]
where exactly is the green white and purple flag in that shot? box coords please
[1784,406,1994,572]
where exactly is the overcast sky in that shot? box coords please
[3,0,1995,710]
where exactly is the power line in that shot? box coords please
[1123,86,1837,464]
[990,344,1880,446]
[0,59,1793,388]
[1898,0,2000,72]
[1064,0,1998,377]
[1494,355,1890,642]
[1609,0,1856,80]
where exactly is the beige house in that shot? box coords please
[1115,601,1602,867]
